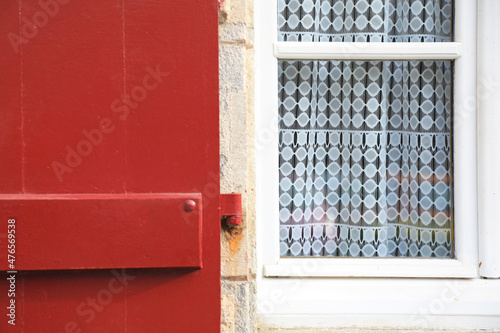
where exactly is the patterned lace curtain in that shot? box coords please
[278,0,454,257]
[278,0,452,42]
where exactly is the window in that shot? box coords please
[256,0,500,330]
[278,58,454,258]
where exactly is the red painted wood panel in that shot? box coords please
[122,1,220,331]
[0,0,220,331]
[0,1,22,193]
[0,194,202,271]
[21,0,127,193]
[22,270,129,333]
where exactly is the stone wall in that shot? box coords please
[218,0,256,332]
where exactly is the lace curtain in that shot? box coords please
[278,0,452,42]
[278,1,454,258]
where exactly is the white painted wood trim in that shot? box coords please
[477,0,500,278]
[259,315,500,331]
[255,0,280,279]
[264,258,477,278]
[452,0,479,272]
[274,42,463,60]
[257,279,500,330]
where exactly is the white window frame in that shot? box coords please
[256,0,500,329]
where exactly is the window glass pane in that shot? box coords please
[278,60,453,257]
[278,0,453,42]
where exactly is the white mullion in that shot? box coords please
[274,42,462,60]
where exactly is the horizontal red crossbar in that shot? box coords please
[0,193,202,271]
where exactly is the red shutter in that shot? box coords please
[1,1,220,331]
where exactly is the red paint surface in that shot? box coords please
[220,193,242,216]
[221,193,242,225]
[0,0,220,331]
[0,194,203,270]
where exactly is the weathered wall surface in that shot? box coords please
[219,0,256,332]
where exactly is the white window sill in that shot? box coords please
[257,278,500,330]
[264,258,478,278]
